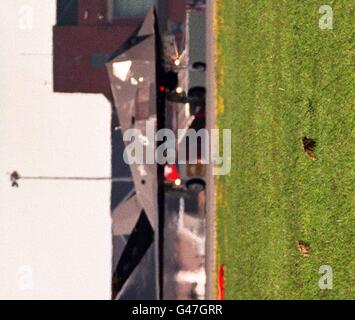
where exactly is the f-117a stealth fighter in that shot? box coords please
[106,8,161,300]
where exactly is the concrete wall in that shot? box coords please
[0,0,111,299]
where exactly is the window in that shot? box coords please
[113,0,153,18]
[57,0,79,25]
[91,53,112,67]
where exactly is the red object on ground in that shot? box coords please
[217,264,225,300]
[164,164,180,182]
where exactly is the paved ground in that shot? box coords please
[158,0,208,300]
[156,0,217,300]
[160,0,217,300]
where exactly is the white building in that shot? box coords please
[0,0,112,299]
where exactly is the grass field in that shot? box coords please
[216,0,354,299]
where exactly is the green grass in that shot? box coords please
[216,0,354,299]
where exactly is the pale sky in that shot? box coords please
[0,0,112,299]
